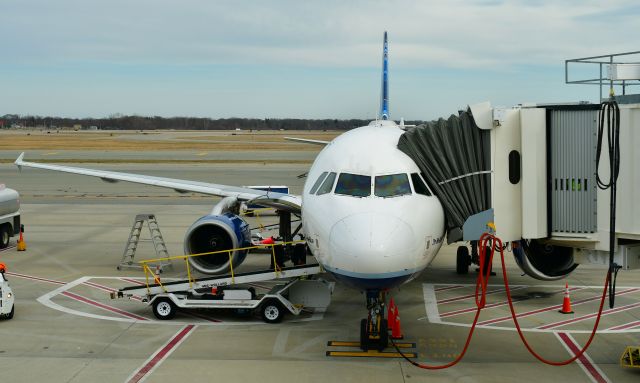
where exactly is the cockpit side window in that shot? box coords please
[335,173,371,197]
[309,171,328,194]
[411,173,432,196]
[375,173,412,198]
[316,172,337,195]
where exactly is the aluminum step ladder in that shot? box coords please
[117,214,172,272]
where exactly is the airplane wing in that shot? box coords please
[14,153,301,213]
[284,137,330,146]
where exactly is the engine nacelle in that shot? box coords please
[184,213,251,274]
[513,239,578,281]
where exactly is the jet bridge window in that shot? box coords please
[309,171,328,194]
[335,173,371,197]
[316,172,337,195]
[411,173,432,196]
[375,173,412,198]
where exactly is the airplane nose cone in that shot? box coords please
[329,212,415,263]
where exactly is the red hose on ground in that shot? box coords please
[392,232,610,369]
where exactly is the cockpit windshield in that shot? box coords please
[335,173,371,197]
[375,173,412,198]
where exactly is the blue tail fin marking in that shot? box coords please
[379,31,389,120]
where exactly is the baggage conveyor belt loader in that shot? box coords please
[113,261,332,323]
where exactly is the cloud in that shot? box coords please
[1,0,637,69]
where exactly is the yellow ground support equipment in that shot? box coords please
[620,346,640,369]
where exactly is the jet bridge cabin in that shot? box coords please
[399,98,640,279]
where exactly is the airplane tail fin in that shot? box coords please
[379,31,389,120]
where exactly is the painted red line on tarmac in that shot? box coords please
[606,320,640,331]
[442,286,583,319]
[84,280,143,302]
[434,285,465,292]
[558,332,610,383]
[126,325,196,383]
[121,277,146,286]
[6,271,65,285]
[83,280,116,293]
[183,311,222,323]
[437,286,527,304]
[62,291,149,321]
[538,301,640,330]
[478,287,636,326]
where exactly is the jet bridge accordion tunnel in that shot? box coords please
[398,100,640,279]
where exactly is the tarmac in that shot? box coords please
[0,138,639,382]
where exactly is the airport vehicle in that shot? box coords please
[115,263,331,322]
[13,34,640,350]
[0,184,20,249]
[0,268,15,320]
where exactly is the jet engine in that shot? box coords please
[512,239,578,281]
[184,212,251,274]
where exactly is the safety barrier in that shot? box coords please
[138,240,306,295]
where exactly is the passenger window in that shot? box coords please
[375,173,412,198]
[335,173,371,197]
[309,172,328,194]
[316,172,336,195]
[411,173,432,196]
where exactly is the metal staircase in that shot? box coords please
[117,214,171,272]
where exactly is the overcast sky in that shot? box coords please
[1,0,638,120]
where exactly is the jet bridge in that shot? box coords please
[398,98,640,277]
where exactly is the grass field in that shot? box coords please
[0,129,340,151]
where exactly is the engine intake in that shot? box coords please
[513,239,578,281]
[184,213,251,274]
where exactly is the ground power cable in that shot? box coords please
[391,233,611,368]
[596,98,621,309]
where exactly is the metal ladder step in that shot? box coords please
[117,214,172,272]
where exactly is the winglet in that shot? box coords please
[15,152,25,171]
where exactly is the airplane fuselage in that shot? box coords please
[301,121,445,290]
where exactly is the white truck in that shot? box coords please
[0,270,15,319]
[0,184,20,249]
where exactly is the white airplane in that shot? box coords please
[15,32,445,349]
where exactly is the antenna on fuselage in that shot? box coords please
[379,31,389,121]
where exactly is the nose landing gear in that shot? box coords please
[360,290,389,351]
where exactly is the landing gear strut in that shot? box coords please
[360,291,389,351]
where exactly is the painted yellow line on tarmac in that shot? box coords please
[326,350,416,358]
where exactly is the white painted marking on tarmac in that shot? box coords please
[0,244,16,253]
[126,324,197,383]
[556,332,611,383]
[423,284,441,323]
[422,283,640,334]
[35,276,330,326]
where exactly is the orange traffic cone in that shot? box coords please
[16,225,26,251]
[559,282,574,314]
[153,266,161,285]
[391,305,403,339]
[387,297,396,324]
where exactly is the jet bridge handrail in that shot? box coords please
[139,240,307,295]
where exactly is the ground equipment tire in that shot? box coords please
[152,298,176,320]
[261,299,284,323]
[0,225,9,249]
[456,246,470,274]
[7,305,14,319]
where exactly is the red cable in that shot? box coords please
[392,232,610,369]
[492,234,610,365]
[390,233,493,369]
